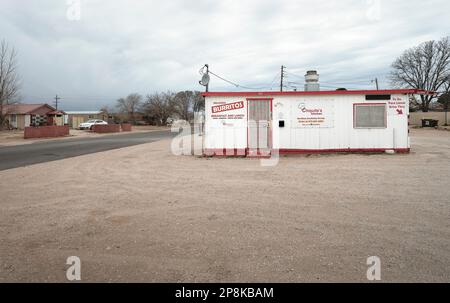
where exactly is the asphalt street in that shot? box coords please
[0,130,175,171]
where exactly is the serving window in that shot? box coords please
[354,103,387,128]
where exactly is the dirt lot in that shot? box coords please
[0,128,449,282]
[0,125,168,146]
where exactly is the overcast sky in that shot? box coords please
[1,0,449,110]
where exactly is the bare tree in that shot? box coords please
[99,105,112,115]
[142,92,174,126]
[192,91,205,113]
[0,40,21,129]
[390,37,450,112]
[443,78,450,94]
[171,91,192,122]
[116,93,142,123]
[169,90,205,123]
[99,105,113,122]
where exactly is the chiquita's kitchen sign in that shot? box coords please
[292,100,334,128]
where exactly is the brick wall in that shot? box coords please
[91,124,121,133]
[121,123,132,132]
[24,125,70,139]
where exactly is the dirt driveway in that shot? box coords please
[0,128,449,282]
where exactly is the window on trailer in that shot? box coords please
[354,104,387,128]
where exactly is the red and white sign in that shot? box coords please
[388,97,407,115]
[212,101,244,114]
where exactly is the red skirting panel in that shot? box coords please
[203,149,247,157]
[278,148,411,154]
[203,148,410,157]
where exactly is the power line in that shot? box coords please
[63,96,118,100]
[208,69,279,90]
[268,71,281,90]
[54,94,61,110]
[320,80,373,85]
[24,95,120,100]
[287,81,304,85]
[285,70,380,86]
[284,71,304,81]
[287,80,359,90]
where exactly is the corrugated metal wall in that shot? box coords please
[205,94,409,150]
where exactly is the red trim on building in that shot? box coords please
[246,98,274,101]
[203,148,410,157]
[204,149,247,157]
[203,89,433,97]
[278,148,410,154]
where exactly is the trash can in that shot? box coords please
[422,119,439,128]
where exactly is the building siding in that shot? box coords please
[204,94,410,152]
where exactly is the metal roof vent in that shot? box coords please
[304,70,320,91]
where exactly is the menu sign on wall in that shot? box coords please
[292,100,334,128]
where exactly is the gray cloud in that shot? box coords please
[0,0,449,110]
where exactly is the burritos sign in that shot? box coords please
[292,100,334,128]
[212,101,244,114]
[210,101,246,120]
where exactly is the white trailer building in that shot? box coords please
[202,88,431,157]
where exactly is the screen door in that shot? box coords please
[248,100,272,156]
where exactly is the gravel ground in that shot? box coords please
[0,128,449,282]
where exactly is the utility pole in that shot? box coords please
[280,65,285,92]
[373,78,379,90]
[54,94,61,110]
[205,64,209,93]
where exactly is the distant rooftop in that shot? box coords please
[64,111,104,115]
[2,103,56,115]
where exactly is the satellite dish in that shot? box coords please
[199,73,210,86]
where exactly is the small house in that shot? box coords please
[2,103,65,130]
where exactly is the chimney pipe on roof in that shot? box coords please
[304,70,320,91]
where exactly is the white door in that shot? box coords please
[25,115,31,127]
[10,114,17,128]
[247,100,272,157]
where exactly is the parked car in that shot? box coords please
[79,119,108,130]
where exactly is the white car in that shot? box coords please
[79,119,108,130]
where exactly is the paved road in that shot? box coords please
[0,130,175,171]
